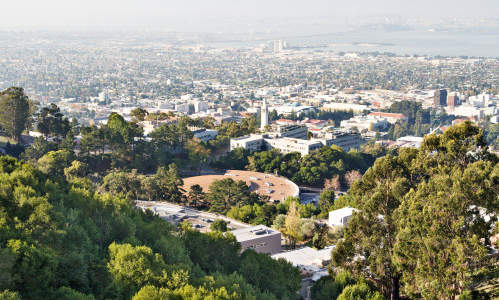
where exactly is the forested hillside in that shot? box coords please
[0,156,301,300]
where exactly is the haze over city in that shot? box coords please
[0,1,497,300]
[2,0,499,29]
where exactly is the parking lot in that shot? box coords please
[135,200,250,233]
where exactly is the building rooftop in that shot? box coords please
[369,112,407,119]
[231,225,280,242]
[329,206,359,219]
[231,134,264,141]
[274,137,322,146]
[182,170,299,203]
[271,246,334,270]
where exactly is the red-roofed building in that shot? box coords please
[308,128,322,137]
[275,119,297,126]
[368,112,408,124]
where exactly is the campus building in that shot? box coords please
[434,89,448,106]
[314,130,361,151]
[231,225,282,254]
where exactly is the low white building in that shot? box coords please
[230,135,322,156]
[231,225,282,254]
[175,103,190,114]
[340,115,389,132]
[329,206,358,227]
[192,101,209,113]
[230,134,265,152]
[266,137,323,156]
[322,102,369,113]
[314,130,361,151]
[271,124,308,139]
[191,128,218,143]
[394,136,424,148]
[271,246,333,279]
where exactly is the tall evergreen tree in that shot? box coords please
[0,87,33,141]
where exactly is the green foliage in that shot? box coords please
[53,287,95,300]
[312,223,329,249]
[332,121,498,300]
[394,161,496,299]
[187,184,205,208]
[133,272,278,300]
[0,87,33,141]
[318,189,335,217]
[101,164,184,202]
[337,282,385,300]
[130,108,148,122]
[37,149,75,178]
[0,290,20,300]
[0,155,301,300]
[132,285,175,300]
[298,110,354,126]
[211,147,251,170]
[149,117,193,149]
[36,103,70,140]
[6,240,58,299]
[64,160,88,180]
[186,138,211,172]
[107,243,173,298]
[21,136,59,161]
[239,250,301,300]
[210,219,228,232]
[385,100,457,139]
[310,276,342,300]
[181,230,240,274]
[310,271,381,300]
[485,122,499,149]
[247,146,374,187]
[205,178,260,213]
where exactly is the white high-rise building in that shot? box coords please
[261,99,269,130]
[273,40,283,53]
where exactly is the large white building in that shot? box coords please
[175,103,190,114]
[272,124,308,139]
[193,101,209,113]
[340,115,389,132]
[266,138,323,156]
[322,102,369,113]
[273,40,284,53]
[231,128,361,155]
[230,135,322,156]
[314,131,361,151]
[230,134,266,152]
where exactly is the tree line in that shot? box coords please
[0,155,302,300]
[213,145,380,188]
[329,121,498,300]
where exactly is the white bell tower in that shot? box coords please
[261,99,269,130]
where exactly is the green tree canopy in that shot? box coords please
[0,87,33,141]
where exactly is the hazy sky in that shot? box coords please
[2,0,498,30]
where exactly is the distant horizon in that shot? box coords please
[1,0,498,31]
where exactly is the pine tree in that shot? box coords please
[0,87,33,141]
